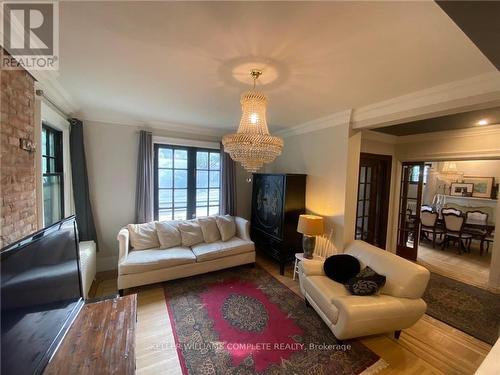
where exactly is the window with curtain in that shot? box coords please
[154,144,221,221]
[42,124,64,226]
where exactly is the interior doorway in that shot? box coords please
[355,153,392,249]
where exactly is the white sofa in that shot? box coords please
[299,240,430,340]
[117,216,255,292]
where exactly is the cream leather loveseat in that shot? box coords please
[117,216,255,293]
[299,240,430,340]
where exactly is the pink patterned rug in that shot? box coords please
[164,266,387,374]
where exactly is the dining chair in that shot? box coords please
[421,205,433,213]
[420,211,442,248]
[441,213,472,254]
[441,207,462,216]
[464,210,489,255]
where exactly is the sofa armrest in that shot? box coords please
[299,260,325,277]
[235,217,251,241]
[117,227,130,262]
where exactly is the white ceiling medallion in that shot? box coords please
[222,69,283,173]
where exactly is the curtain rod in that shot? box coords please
[35,89,71,120]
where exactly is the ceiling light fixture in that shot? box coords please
[222,69,283,173]
[477,119,489,126]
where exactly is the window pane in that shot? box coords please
[208,206,219,215]
[196,206,208,218]
[197,152,208,169]
[159,209,173,221]
[174,189,187,207]
[42,156,47,173]
[174,170,187,188]
[196,188,208,207]
[42,128,47,155]
[158,148,173,168]
[209,171,220,188]
[209,153,220,170]
[174,208,187,220]
[158,189,172,207]
[196,170,208,188]
[174,149,187,169]
[43,175,62,226]
[49,158,55,173]
[49,131,55,156]
[159,169,173,188]
[209,189,219,204]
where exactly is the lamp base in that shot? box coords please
[302,235,316,259]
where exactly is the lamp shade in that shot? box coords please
[297,215,324,236]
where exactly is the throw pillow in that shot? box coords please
[178,220,204,247]
[197,216,221,243]
[215,215,236,241]
[155,221,182,249]
[127,222,160,250]
[344,267,387,296]
[323,254,360,283]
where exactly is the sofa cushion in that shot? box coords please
[119,247,195,275]
[215,215,236,241]
[344,266,386,296]
[178,220,204,247]
[127,222,160,250]
[191,237,254,262]
[323,254,360,283]
[155,221,182,249]
[198,216,221,243]
[302,276,350,324]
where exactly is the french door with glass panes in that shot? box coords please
[154,144,221,221]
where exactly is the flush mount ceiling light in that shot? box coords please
[222,69,283,173]
[477,119,489,126]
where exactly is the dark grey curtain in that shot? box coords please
[135,130,153,223]
[69,118,98,245]
[220,142,237,215]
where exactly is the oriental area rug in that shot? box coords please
[423,272,500,345]
[163,266,387,374]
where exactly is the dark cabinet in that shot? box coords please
[251,173,306,275]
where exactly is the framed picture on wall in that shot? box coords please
[463,176,495,198]
[450,182,474,197]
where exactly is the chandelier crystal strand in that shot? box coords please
[222,70,284,173]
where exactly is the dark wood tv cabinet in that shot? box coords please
[44,294,137,375]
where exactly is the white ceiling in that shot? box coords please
[55,1,496,131]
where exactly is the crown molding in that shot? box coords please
[275,110,352,138]
[81,116,226,137]
[395,123,500,144]
[361,130,398,144]
[351,72,500,129]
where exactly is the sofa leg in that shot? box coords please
[305,298,311,308]
[394,330,401,340]
[118,289,124,297]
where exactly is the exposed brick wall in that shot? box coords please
[0,66,37,248]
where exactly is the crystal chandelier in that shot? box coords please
[222,69,283,173]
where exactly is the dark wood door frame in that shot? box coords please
[355,153,392,249]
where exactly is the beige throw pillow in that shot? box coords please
[215,215,236,242]
[198,216,221,243]
[127,222,160,250]
[155,221,182,249]
[178,220,204,247]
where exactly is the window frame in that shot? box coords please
[153,143,221,221]
[41,123,65,225]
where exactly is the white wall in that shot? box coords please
[261,122,358,251]
[83,120,220,271]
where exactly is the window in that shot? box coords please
[409,164,431,184]
[154,144,220,221]
[42,124,64,226]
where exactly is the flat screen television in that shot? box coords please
[1,216,84,375]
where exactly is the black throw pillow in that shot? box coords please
[344,266,386,296]
[323,254,360,283]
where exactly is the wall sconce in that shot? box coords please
[19,138,36,153]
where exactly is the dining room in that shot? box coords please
[415,160,497,290]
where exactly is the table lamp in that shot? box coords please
[297,214,324,259]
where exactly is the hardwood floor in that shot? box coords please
[417,240,492,291]
[93,254,491,374]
